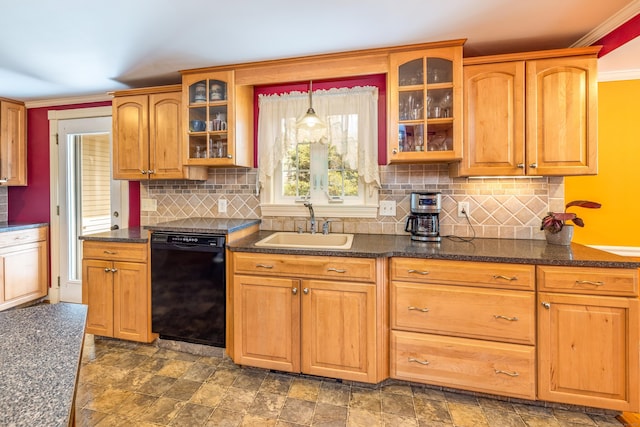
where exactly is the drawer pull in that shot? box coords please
[575,280,604,286]
[256,264,274,269]
[104,250,117,255]
[494,315,518,321]
[327,267,347,273]
[493,275,517,281]
[495,369,519,377]
[408,269,429,275]
[408,357,430,366]
[408,306,430,313]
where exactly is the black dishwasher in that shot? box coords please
[151,232,226,347]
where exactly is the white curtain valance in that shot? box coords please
[257,86,380,190]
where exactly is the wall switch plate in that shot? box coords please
[218,198,228,214]
[457,201,470,218]
[141,198,157,212]
[379,200,397,216]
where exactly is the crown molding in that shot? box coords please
[25,93,112,109]
[598,68,640,82]
[571,0,640,48]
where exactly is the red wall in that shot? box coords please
[8,101,141,227]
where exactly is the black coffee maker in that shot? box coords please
[405,192,442,242]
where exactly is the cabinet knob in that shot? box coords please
[0,178,8,183]
[104,268,111,272]
[516,163,525,169]
[292,287,298,295]
[303,288,309,295]
[541,302,550,309]
[529,163,538,168]
[147,169,155,175]
[111,268,118,273]
[140,170,147,175]
[227,154,233,159]
[392,148,398,154]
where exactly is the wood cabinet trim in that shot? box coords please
[463,46,601,65]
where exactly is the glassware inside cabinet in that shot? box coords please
[188,106,207,132]
[399,90,424,121]
[426,88,453,119]
[426,123,453,152]
[426,58,453,84]
[189,135,208,159]
[209,135,228,158]
[398,59,424,86]
[208,105,228,132]
[398,124,424,153]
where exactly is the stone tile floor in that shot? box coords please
[76,337,624,427]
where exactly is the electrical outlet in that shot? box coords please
[457,201,470,218]
[218,199,227,214]
[379,200,397,216]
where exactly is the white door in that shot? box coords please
[56,116,128,303]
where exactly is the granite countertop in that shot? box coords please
[228,231,640,268]
[79,226,150,243]
[145,217,261,234]
[0,303,87,427]
[0,222,49,233]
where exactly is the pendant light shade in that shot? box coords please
[296,81,327,144]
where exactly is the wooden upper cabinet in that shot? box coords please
[454,47,599,177]
[458,62,526,176]
[113,94,149,179]
[181,70,254,168]
[112,85,207,180]
[388,41,464,164]
[526,56,598,175]
[0,99,27,186]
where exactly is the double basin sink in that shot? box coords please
[255,232,354,250]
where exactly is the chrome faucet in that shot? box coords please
[322,220,331,235]
[304,202,316,234]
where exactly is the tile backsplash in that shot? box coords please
[141,165,564,240]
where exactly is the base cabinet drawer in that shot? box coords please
[392,281,535,344]
[391,330,536,400]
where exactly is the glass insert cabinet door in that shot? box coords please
[388,44,463,163]
[183,72,233,164]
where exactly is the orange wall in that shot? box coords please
[565,79,640,247]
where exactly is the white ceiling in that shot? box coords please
[1,0,639,102]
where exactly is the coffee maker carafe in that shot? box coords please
[405,192,441,242]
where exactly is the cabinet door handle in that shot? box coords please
[408,357,429,366]
[408,306,429,313]
[529,163,538,168]
[493,275,516,281]
[292,287,298,295]
[147,169,155,175]
[227,154,233,159]
[104,268,111,273]
[494,315,518,321]
[575,280,604,286]
[495,369,519,377]
[0,177,8,183]
[256,264,273,269]
[392,148,398,154]
[408,269,429,275]
[327,267,346,273]
[111,268,118,273]
[541,302,551,309]
[303,288,309,295]
[140,170,147,175]
[103,250,117,255]
[516,163,525,169]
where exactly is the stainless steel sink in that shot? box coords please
[254,232,354,250]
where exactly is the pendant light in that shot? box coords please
[296,80,328,144]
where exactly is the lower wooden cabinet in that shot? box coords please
[232,253,387,383]
[0,226,48,311]
[82,240,154,343]
[538,278,640,411]
[391,330,536,399]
